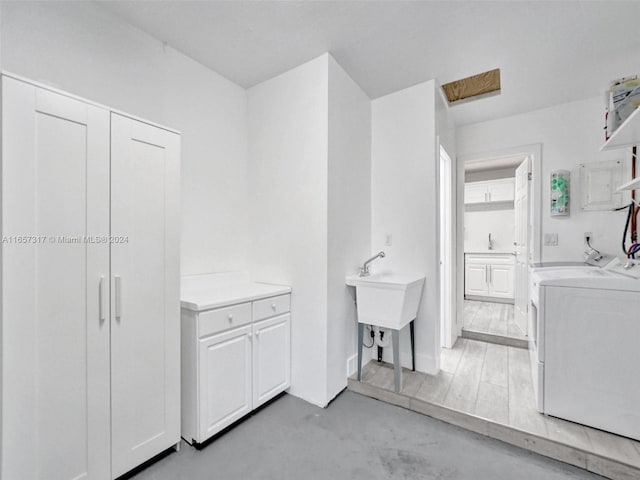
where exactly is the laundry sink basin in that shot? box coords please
[346,273,425,330]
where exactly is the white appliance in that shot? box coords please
[529,260,640,440]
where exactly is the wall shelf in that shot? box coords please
[617,176,640,191]
[601,106,640,151]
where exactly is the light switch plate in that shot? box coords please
[544,233,558,246]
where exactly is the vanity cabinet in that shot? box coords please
[465,254,515,300]
[465,178,515,204]
[181,287,291,446]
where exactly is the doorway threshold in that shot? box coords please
[348,359,640,480]
[462,328,528,349]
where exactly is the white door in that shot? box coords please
[110,114,181,477]
[465,263,489,296]
[1,77,111,480]
[464,182,487,204]
[439,146,457,348]
[253,314,291,408]
[514,158,530,334]
[199,326,253,441]
[488,265,514,298]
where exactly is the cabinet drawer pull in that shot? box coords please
[271,303,276,310]
[228,314,233,321]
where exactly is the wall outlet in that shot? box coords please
[385,234,393,246]
[584,232,592,245]
[544,233,558,246]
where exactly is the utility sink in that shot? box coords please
[346,273,425,330]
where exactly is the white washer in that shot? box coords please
[530,261,640,441]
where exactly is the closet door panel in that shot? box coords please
[110,114,180,478]
[1,76,110,480]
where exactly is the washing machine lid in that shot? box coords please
[535,267,640,292]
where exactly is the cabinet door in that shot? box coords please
[110,114,181,477]
[1,77,111,480]
[465,263,489,296]
[198,326,253,442]
[489,264,514,298]
[464,182,488,204]
[487,178,515,202]
[253,314,291,408]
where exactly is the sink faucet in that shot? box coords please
[360,251,385,276]
[488,233,494,250]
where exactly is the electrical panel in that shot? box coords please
[579,159,628,211]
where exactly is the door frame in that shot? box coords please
[455,144,542,337]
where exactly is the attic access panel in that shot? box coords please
[442,68,501,104]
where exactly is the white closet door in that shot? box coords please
[1,76,111,480]
[110,113,180,478]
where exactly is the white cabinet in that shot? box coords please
[253,314,292,408]
[464,182,489,204]
[465,254,515,300]
[181,292,291,446]
[465,178,515,204]
[464,264,490,296]
[110,114,181,478]
[199,325,253,441]
[1,75,180,480]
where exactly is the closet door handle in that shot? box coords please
[99,276,106,322]
[115,275,122,319]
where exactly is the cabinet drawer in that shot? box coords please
[199,303,252,338]
[253,294,290,321]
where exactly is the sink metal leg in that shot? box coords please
[357,322,364,381]
[392,329,402,393]
[410,320,415,371]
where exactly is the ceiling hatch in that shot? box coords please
[442,68,501,105]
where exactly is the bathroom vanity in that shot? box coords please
[180,273,291,446]
[464,252,515,301]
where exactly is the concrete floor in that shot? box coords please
[128,391,602,480]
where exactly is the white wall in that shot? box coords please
[1,1,249,274]
[247,55,330,407]
[457,96,632,262]
[371,80,439,374]
[464,205,515,253]
[466,167,516,182]
[326,56,371,399]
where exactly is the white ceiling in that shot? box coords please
[99,1,640,125]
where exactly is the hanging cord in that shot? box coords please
[586,237,601,255]
[631,146,638,243]
[362,325,374,348]
[620,203,635,256]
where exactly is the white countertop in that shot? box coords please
[465,251,515,255]
[181,272,291,312]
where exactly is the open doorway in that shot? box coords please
[455,145,541,348]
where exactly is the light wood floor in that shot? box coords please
[463,299,525,340]
[352,338,640,479]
